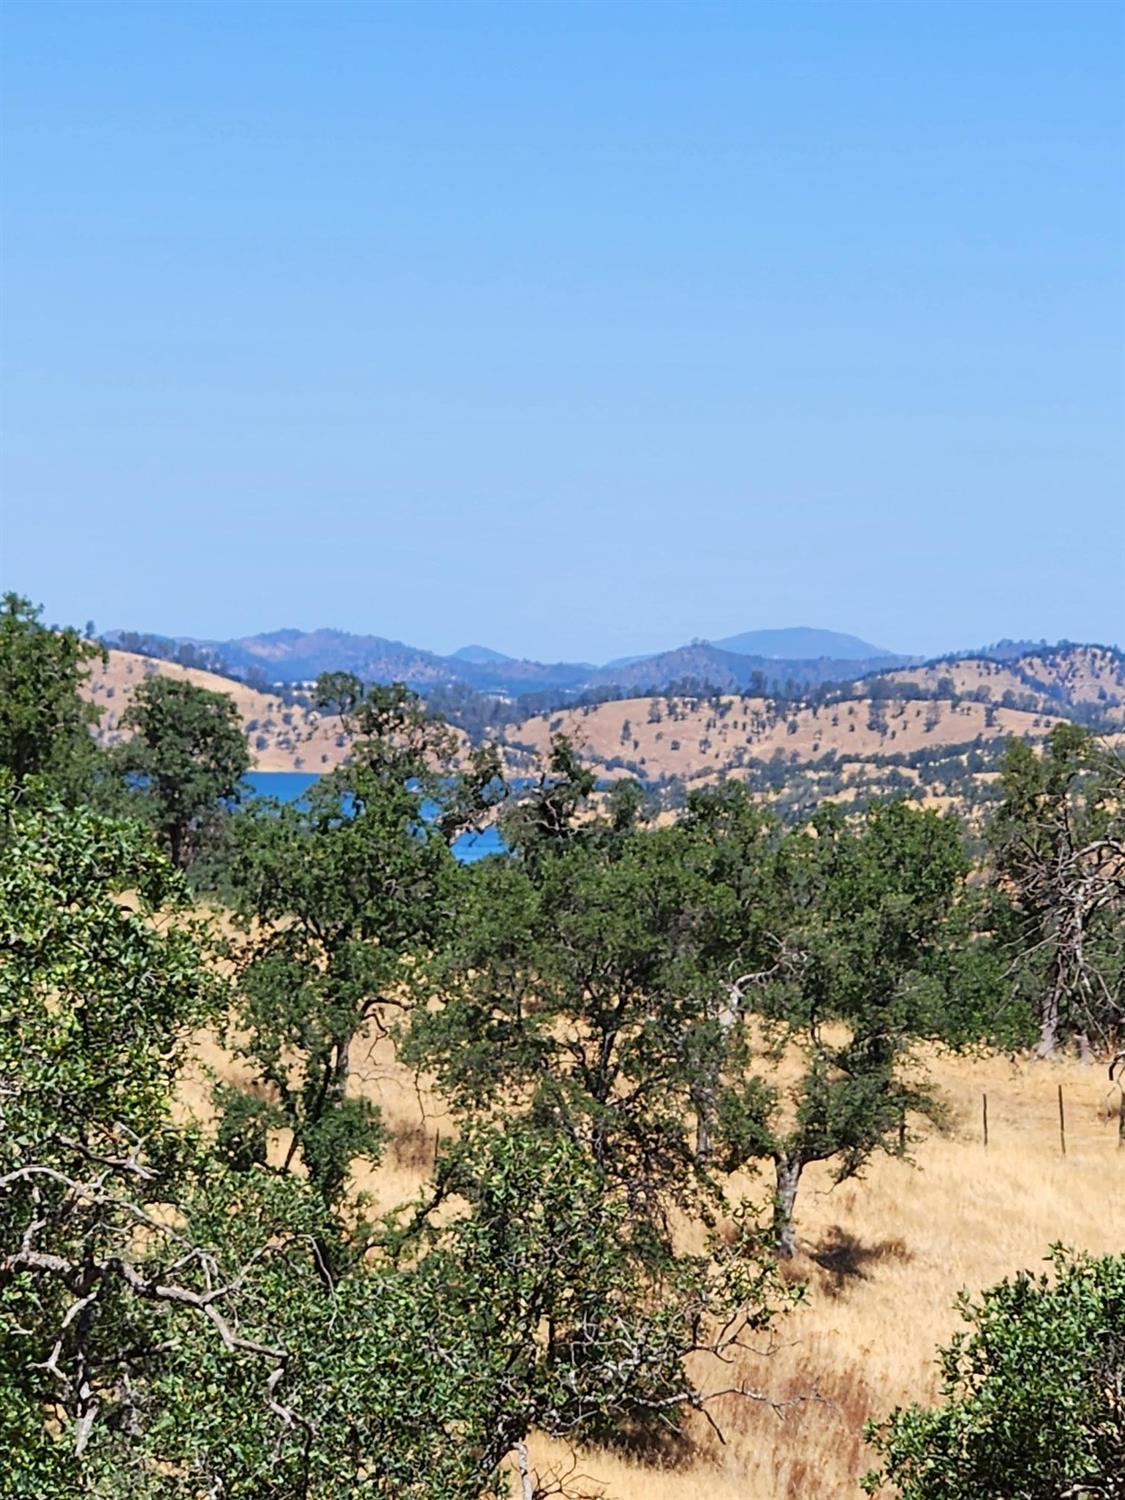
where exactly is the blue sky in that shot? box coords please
[1,0,1121,662]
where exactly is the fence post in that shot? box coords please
[1057,1083,1066,1158]
[982,1091,988,1148]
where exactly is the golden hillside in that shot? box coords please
[505,693,1050,779]
[83,649,352,772]
[85,645,1122,816]
[877,645,1125,722]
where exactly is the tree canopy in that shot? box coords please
[114,673,251,867]
[1,609,1119,1497]
[0,593,104,798]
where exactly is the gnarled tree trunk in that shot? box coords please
[772,1155,803,1259]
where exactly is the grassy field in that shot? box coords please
[188,1026,1124,1498]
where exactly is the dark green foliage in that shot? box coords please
[702,797,987,1254]
[115,673,251,867]
[0,789,786,1497]
[0,592,104,797]
[218,679,504,1220]
[987,724,1125,1054]
[864,1248,1125,1499]
[407,746,751,1231]
[0,790,224,1495]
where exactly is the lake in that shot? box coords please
[242,771,507,864]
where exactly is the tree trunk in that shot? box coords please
[772,1156,803,1259]
[1035,955,1062,1058]
[515,1442,535,1500]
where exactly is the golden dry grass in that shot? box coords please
[506,693,1051,784]
[83,646,1122,799]
[882,646,1125,723]
[83,648,352,771]
[185,1022,1123,1498]
[523,1049,1124,1498]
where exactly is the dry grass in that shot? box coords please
[523,1048,1124,1498]
[83,646,1123,798]
[183,1019,1123,1498]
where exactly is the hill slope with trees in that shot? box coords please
[2,592,1122,1499]
[83,642,1123,825]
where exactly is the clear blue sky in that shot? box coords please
[1,1,1122,663]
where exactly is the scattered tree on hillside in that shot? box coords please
[114,674,250,867]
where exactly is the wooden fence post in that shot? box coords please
[1057,1083,1066,1158]
[982,1091,988,1148]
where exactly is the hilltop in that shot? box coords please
[84,650,344,773]
[103,619,1122,718]
[502,644,1124,818]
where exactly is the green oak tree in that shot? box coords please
[218,677,503,1221]
[987,723,1125,1057]
[0,592,104,797]
[115,673,251,867]
[406,747,758,1234]
[719,800,988,1256]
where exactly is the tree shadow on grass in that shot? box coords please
[810,1225,912,1297]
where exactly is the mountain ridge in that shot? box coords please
[102,622,1114,707]
[104,622,911,699]
[711,626,896,661]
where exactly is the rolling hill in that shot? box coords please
[83,642,1125,821]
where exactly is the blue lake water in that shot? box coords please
[242,771,507,864]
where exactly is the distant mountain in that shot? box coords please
[584,642,906,695]
[188,628,456,686]
[96,623,933,704]
[107,626,596,696]
[711,626,899,661]
[449,644,514,665]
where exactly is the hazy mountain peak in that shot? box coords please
[711,626,898,661]
[449,644,514,665]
